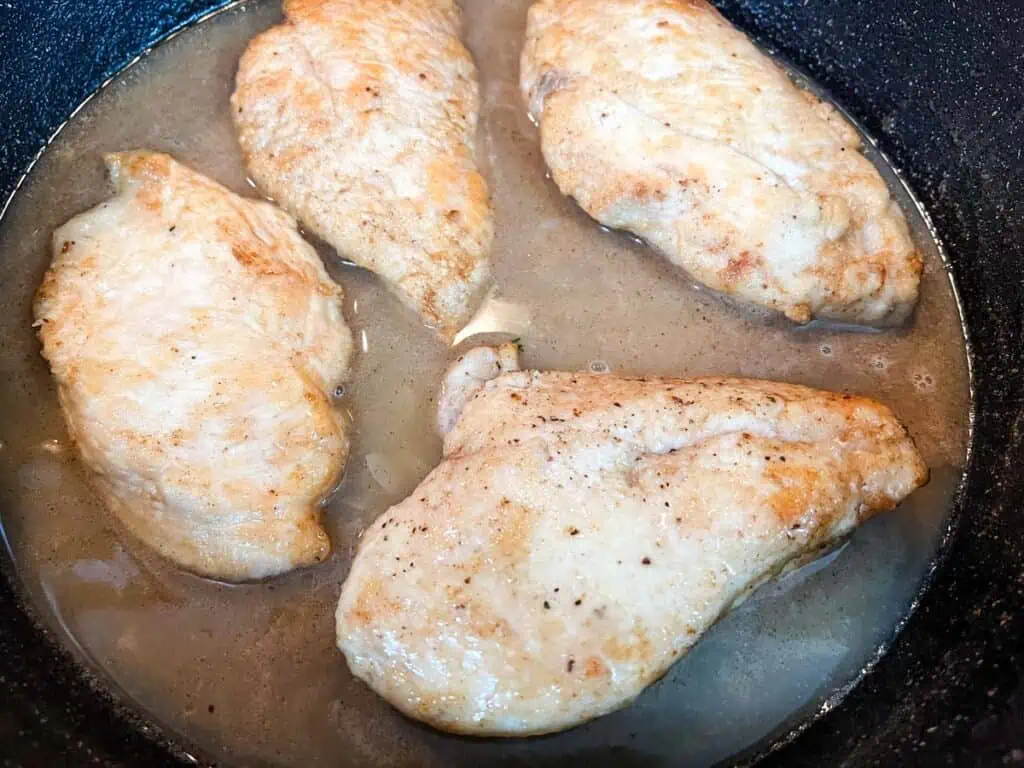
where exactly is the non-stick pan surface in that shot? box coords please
[0,0,1022,765]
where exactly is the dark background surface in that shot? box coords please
[0,0,1022,765]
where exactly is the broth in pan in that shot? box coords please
[0,0,970,765]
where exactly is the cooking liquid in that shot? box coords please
[0,1,971,766]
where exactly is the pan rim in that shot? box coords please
[0,0,985,766]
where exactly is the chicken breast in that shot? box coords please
[521,0,922,325]
[34,151,353,581]
[336,345,927,735]
[232,0,493,341]
[435,342,521,435]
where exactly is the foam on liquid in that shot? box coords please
[0,1,971,765]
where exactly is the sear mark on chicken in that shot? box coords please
[232,0,494,341]
[34,151,353,581]
[520,0,922,326]
[336,343,927,735]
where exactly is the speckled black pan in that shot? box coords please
[0,0,1022,766]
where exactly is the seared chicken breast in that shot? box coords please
[336,344,927,735]
[34,151,352,581]
[436,342,521,435]
[232,0,493,341]
[521,0,922,325]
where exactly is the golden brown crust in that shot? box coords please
[521,0,922,326]
[34,151,352,581]
[232,0,493,340]
[338,354,927,735]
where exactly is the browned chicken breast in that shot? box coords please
[34,151,352,581]
[521,0,922,325]
[336,345,927,735]
[232,0,493,340]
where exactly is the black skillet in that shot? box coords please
[0,0,1022,765]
